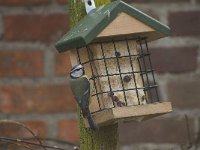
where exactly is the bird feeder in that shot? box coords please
[56,0,172,127]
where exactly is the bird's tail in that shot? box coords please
[86,113,97,130]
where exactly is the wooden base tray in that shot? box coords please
[85,102,172,127]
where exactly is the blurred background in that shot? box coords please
[0,0,199,149]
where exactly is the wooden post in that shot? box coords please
[68,0,119,150]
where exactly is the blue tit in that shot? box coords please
[69,64,97,130]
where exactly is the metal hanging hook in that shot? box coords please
[84,0,96,14]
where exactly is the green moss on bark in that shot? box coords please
[79,114,119,150]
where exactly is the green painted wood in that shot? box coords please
[56,0,170,53]
[68,0,119,150]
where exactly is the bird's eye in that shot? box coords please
[76,69,81,71]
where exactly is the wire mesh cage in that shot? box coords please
[77,37,159,110]
[72,37,171,126]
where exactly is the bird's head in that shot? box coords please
[70,64,84,79]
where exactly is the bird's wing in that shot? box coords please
[70,75,91,106]
[80,76,90,110]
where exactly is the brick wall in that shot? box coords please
[0,0,199,149]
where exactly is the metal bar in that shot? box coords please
[81,54,139,65]
[144,39,160,102]
[91,108,107,114]
[138,38,153,103]
[137,53,151,58]
[100,42,115,108]
[136,42,148,103]
[92,85,158,97]
[125,39,141,104]
[144,85,158,90]
[86,45,101,110]
[88,70,154,79]
[111,40,127,105]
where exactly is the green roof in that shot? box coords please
[55,0,170,53]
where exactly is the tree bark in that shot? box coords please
[68,0,119,150]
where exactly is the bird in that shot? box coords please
[69,64,97,130]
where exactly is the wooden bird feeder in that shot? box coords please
[55,0,172,127]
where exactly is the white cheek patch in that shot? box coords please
[77,69,83,76]
[71,69,83,78]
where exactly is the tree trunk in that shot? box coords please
[68,0,119,150]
